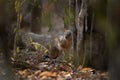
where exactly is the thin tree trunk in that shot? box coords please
[76,0,87,66]
[31,0,42,33]
[69,0,77,51]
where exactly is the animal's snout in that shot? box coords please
[65,32,71,38]
[64,30,72,39]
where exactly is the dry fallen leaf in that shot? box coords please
[34,70,41,76]
[80,68,94,73]
[18,70,28,78]
[39,71,57,78]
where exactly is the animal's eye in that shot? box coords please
[64,30,72,35]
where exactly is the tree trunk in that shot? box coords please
[0,0,16,79]
[82,0,108,70]
[75,0,87,67]
[69,0,77,51]
[31,0,42,33]
[107,0,120,79]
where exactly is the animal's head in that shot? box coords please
[55,29,72,50]
[64,30,72,41]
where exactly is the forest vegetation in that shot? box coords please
[0,0,120,80]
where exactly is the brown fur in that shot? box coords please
[55,31,72,50]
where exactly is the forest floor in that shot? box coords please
[15,62,108,80]
[0,48,108,80]
[0,28,108,80]
[0,41,108,80]
[12,47,108,80]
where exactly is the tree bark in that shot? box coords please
[107,0,120,79]
[69,0,77,51]
[75,0,87,67]
[31,0,42,33]
[0,0,16,80]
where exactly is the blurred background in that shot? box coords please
[0,0,120,80]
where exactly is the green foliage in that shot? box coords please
[63,8,70,29]
[15,0,20,12]
[16,46,20,53]
[26,36,33,46]
[13,0,23,60]
[63,7,75,29]
[42,13,52,28]
[31,42,49,54]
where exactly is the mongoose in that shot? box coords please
[55,30,72,51]
[22,30,72,59]
[55,30,72,61]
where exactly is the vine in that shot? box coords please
[13,0,22,60]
